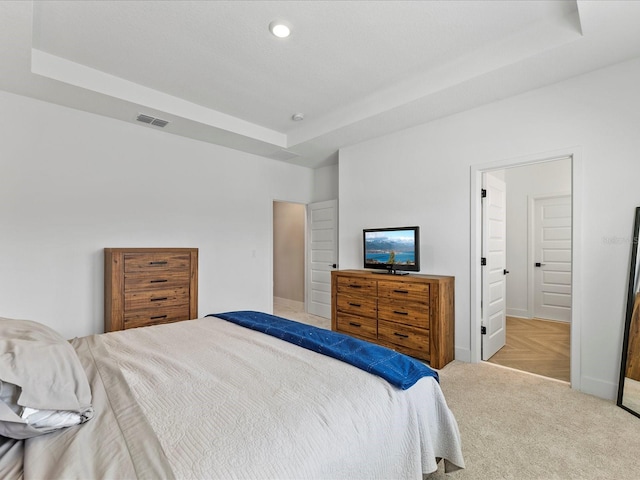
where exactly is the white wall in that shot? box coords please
[504,159,572,318]
[312,163,339,202]
[0,91,314,339]
[339,56,640,400]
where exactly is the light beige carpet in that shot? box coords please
[426,361,640,480]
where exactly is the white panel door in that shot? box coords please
[482,174,508,361]
[307,200,338,318]
[533,195,572,322]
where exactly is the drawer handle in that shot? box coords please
[393,289,409,294]
[393,310,409,316]
[394,332,409,338]
[150,315,168,320]
[348,284,362,289]
[150,279,168,283]
[349,322,362,327]
[348,302,361,307]
[149,261,168,265]
[150,297,168,302]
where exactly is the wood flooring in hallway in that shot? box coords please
[486,316,570,382]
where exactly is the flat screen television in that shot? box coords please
[363,226,420,275]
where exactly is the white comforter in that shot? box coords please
[102,316,464,479]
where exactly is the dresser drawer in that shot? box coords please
[124,253,192,273]
[125,271,190,292]
[336,294,377,318]
[378,320,429,355]
[124,286,190,311]
[337,276,377,297]
[378,280,429,303]
[336,312,377,340]
[124,305,191,329]
[378,299,429,329]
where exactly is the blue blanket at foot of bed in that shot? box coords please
[207,311,438,390]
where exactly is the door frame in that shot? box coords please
[470,147,583,389]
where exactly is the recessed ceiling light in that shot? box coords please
[291,113,304,121]
[269,20,291,38]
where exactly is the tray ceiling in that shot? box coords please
[2,1,640,167]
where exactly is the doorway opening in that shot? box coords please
[272,200,335,329]
[273,201,306,316]
[471,150,582,388]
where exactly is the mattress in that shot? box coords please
[18,315,464,479]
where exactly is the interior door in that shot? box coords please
[307,199,338,318]
[482,174,508,360]
[533,195,572,322]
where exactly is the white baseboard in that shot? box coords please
[506,311,571,324]
[579,374,618,401]
[455,346,471,363]
[506,308,529,318]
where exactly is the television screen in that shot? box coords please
[363,226,420,274]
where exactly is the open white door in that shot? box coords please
[482,174,508,360]
[307,200,338,318]
[533,195,572,322]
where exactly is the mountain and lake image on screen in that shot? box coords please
[364,228,418,268]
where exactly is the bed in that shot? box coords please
[0,311,464,479]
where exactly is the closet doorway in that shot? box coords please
[480,157,573,382]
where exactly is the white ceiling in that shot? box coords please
[2,1,640,168]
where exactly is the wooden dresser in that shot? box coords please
[331,270,454,369]
[104,248,198,332]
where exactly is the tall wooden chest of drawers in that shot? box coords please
[331,270,454,369]
[104,248,198,332]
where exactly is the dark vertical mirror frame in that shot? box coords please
[617,206,640,418]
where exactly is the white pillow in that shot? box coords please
[0,381,21,415]
[0,317,94,439]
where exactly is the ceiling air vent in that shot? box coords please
[136,114,169,128]
[150,118,169,127]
